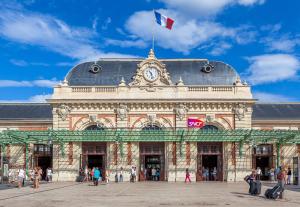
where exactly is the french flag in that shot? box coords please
[154,11,174,30]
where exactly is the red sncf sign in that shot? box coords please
[187,118,205,128]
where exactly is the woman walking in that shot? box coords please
[185,168,191,183]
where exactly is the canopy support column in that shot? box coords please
[25,143,29,176]
[276,142,281,168]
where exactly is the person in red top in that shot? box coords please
[185,168,191,183]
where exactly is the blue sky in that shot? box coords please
[0,0,299,102]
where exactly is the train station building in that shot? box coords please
[0,50,300,183]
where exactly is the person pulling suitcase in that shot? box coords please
[244,170,261,195]
[265,168,286,199]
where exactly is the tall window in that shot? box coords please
[142,125,161,130]
[85,124,105,131]
[200,125,219,131]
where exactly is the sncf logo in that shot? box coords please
[187,118,205,128]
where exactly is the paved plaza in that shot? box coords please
[0,182,299,207]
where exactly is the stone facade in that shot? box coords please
[1,51,299,183]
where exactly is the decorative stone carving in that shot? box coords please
[147,114,157,124]
[206,114,215,122]
[115,104,129,121]
[174,104,188,121]
[56,104,71,121]
[129,49,172,91]
[234,103,246,121]
[89,114,97,122]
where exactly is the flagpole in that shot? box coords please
[152,9,155,52]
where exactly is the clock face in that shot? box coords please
[144,67,159,81]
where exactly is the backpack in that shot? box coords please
[277,172,284,180]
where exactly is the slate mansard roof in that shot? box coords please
[65,59,240,86]
[0,103,52,121]
[0,103,299,122]
[252,104,300,121]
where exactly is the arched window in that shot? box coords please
[85,124,104,131]
[142,124,161,130]
[200,125,219,131]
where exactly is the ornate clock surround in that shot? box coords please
[129,49,172,91]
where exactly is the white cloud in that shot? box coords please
[0,4,135,61]
[0,79,59,88]
[28,94,52,102]
[10,59,49,67]
[101,17,112,30]
[262,36,300,52]
[105,38,147,48]
[92,17,98,31]
[158,0,265,16]
[125,10,238,54]
[246,54,300,85]
[10,59,28,67]
[209,42,232,56]
[253,92,296,102]
[0,94,52,103]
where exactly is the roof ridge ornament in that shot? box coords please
[177,76,184,86]
[118,77,126,86]
[147,49,156,59]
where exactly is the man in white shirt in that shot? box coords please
[18,168,25,188]
[46,167,52,182]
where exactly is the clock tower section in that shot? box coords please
[129,49,173,91]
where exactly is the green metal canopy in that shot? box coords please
[0,128,299,173]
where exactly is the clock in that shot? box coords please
[144,67,159,81]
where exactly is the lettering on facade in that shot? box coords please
[187,118,204,128]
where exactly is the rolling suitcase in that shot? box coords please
[265,184,283,199]
[254,180,261,195]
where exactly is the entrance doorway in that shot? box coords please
[87,155,104,169]
[140,142,165,181]
[33,144,53,180]
[202,155,218,181]
[81,142,106,178]
[197,142,223,181]
[253,145,273,180]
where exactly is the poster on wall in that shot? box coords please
[187,117,205,128]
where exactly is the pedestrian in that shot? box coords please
[287,167,292,185]
[91,167,95,183]
[18,168,25,188]
[151,167,156,181]
[269,168,275,181]
[185,168,191,183]
[277,168,286,199]
[34,167,41,189]
[46,167,52,182]
[244,170,256,195]
[204,168,209,181]
[256,167,261,180]
[274,166,280,181]
[105,169,110,183]
[130,166,136,183]
[156,168,160,181]
[143,168,147,181]
[93,167,100,186]
[212,167,217,181]
[83,166,89,182]
[119,167,123,182]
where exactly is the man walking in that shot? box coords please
[93,167,100,186]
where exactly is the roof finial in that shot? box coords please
[119,76,126,86]
[177,76,184,86]
[148,48,156,59]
